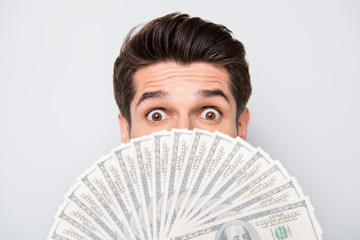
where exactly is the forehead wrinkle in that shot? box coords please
[195,89,230,103]
[139,75,225,87]
[135,63,229,87]
[136,90,169,107]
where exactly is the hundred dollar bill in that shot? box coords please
[179,149,274,226]
[174,198,322,240]
[235,162,292,203]
[113,144,152,239]
[186,161,292,225]
[63,183,125,239]
[81,156,139,239]
[176,134,256,227]
[100,152,146,239]
[48,129,322,240]
[236,178,304,215]
[52,202,117,239]
[163,129,195,236]
[49,218,103,240]
[198,131,256,194]
[212,146,261,190]
[202,133,256,194]
[170,129,213,228]
[220,150,275,197]
[150,130,173,239]
[192,178,305,227]
[176,132,236,226]
[131,135,158,239]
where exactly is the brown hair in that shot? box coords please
[113,12,251,126]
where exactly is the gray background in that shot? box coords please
[1,0,359,239]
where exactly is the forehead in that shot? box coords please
[132,62,230,95]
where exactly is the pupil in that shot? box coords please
[206,111,215,120]
[152,112,162,121]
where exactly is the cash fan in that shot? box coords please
[48,129,322,240]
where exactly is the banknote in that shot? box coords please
[64,183,126,239]
[181,162,293,228]
[100,152,146,239]
[49,218,105,240]
[175,132,236,226]
[174,198,322,240]
[81,156,140,239]
[151,130,173,239]
[176,135,257,227]
[191,178,305,228]
[48,129,322,240]
[52,201,119,239]
[201,133,256,195]
[113,144,151,239]
[178,149,274,227]
[170,129,213,228]
[164,129,195,236]
[131,135,157,239]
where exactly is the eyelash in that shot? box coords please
[145,106,222,115]
[200,106,223,115]
[145,108,166,117]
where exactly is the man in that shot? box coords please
[113,13,251,143]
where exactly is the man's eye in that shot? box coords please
[200,108,221,120]
[146,109,166,122]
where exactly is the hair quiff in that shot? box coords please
[113,12,251,126]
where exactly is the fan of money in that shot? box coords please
[48,129,322,240]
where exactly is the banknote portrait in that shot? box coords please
[215,220,260,240]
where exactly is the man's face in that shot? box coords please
[118,62,249,143]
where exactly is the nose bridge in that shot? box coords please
[174,113,194,130]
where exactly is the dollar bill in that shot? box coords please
[175,132,236,226]
[152,131,173,239]
[100,152,146,239]
[193,178,305,228]
[49,218,103,240]
[52,202,117,239]
[81,156,140,239]
[174,198,322,240]
[65,183,125,239]
[171,129,213,228]
[179,149,274,227]
[163,129,195,236]
[48,129,322,240]
[131,135,157,239]
[113,144,152,239]
[181,162,292,228]
[176,134,256,226]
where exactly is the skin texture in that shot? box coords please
[118,62,250,143]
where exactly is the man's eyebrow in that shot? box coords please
[136,90,169,107]
[195,89,230,103]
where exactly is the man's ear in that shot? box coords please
[237,108,250,140]
[118,113,130,143]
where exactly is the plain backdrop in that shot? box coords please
[1,0,359,239]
